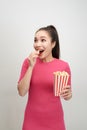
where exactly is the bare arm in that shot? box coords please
[17,51,39,96]
[17,65,33,96]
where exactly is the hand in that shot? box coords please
[28,50,39,67]
[60,85,72,100]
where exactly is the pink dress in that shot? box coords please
[18,58,71,130]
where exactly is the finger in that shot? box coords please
[64,85,71,89]
[63,93,72,100]
[29,51,39,59]
[60,89,70,94]
[60,90,72,98]
[34,50,39,55]
[60,89,71,97]
[60,92,70,97]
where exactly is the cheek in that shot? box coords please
[33,43,36,48]
[46,43,53,50]
[45,47,52,53]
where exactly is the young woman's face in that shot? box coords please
[33,30,55,61]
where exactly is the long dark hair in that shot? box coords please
[36,25,60,59]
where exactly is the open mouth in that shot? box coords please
[39,49,44,54]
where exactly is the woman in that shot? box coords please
[17,25,72,130]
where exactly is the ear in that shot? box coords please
[52,41,56,49]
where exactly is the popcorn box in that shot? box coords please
[53,71,69,96]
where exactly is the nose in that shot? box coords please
[36,41,42,46]
[33,43,41,51]
[34,41,42,48]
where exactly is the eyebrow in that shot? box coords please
[34,36,47,39]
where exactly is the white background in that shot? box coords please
[0,0,87,130]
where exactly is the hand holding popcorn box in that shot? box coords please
[53,71,69,96]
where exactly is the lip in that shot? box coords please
[38,49,44,55]
[39,49,44,53]
[34,46,45,57]
[35,47,45,53]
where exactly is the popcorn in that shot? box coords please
[53,71,69,96]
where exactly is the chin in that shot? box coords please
[39,55,44,59]
[39,56,45,61]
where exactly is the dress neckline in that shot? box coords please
[37,57,57,64]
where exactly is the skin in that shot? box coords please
[60,86,72,100]
[33,30,55,62]
[17,30,72,100]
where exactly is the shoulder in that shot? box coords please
[22,58,29,68]
[54,58,69,66]
[55,58,71,72]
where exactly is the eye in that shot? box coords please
[41,39,46,42]
[34,38,38,43]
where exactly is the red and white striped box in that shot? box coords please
[53,71,69,96]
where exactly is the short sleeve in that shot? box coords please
[65,62,71,86]
[18,58,29,83]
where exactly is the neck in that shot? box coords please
[42,56,54,62]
